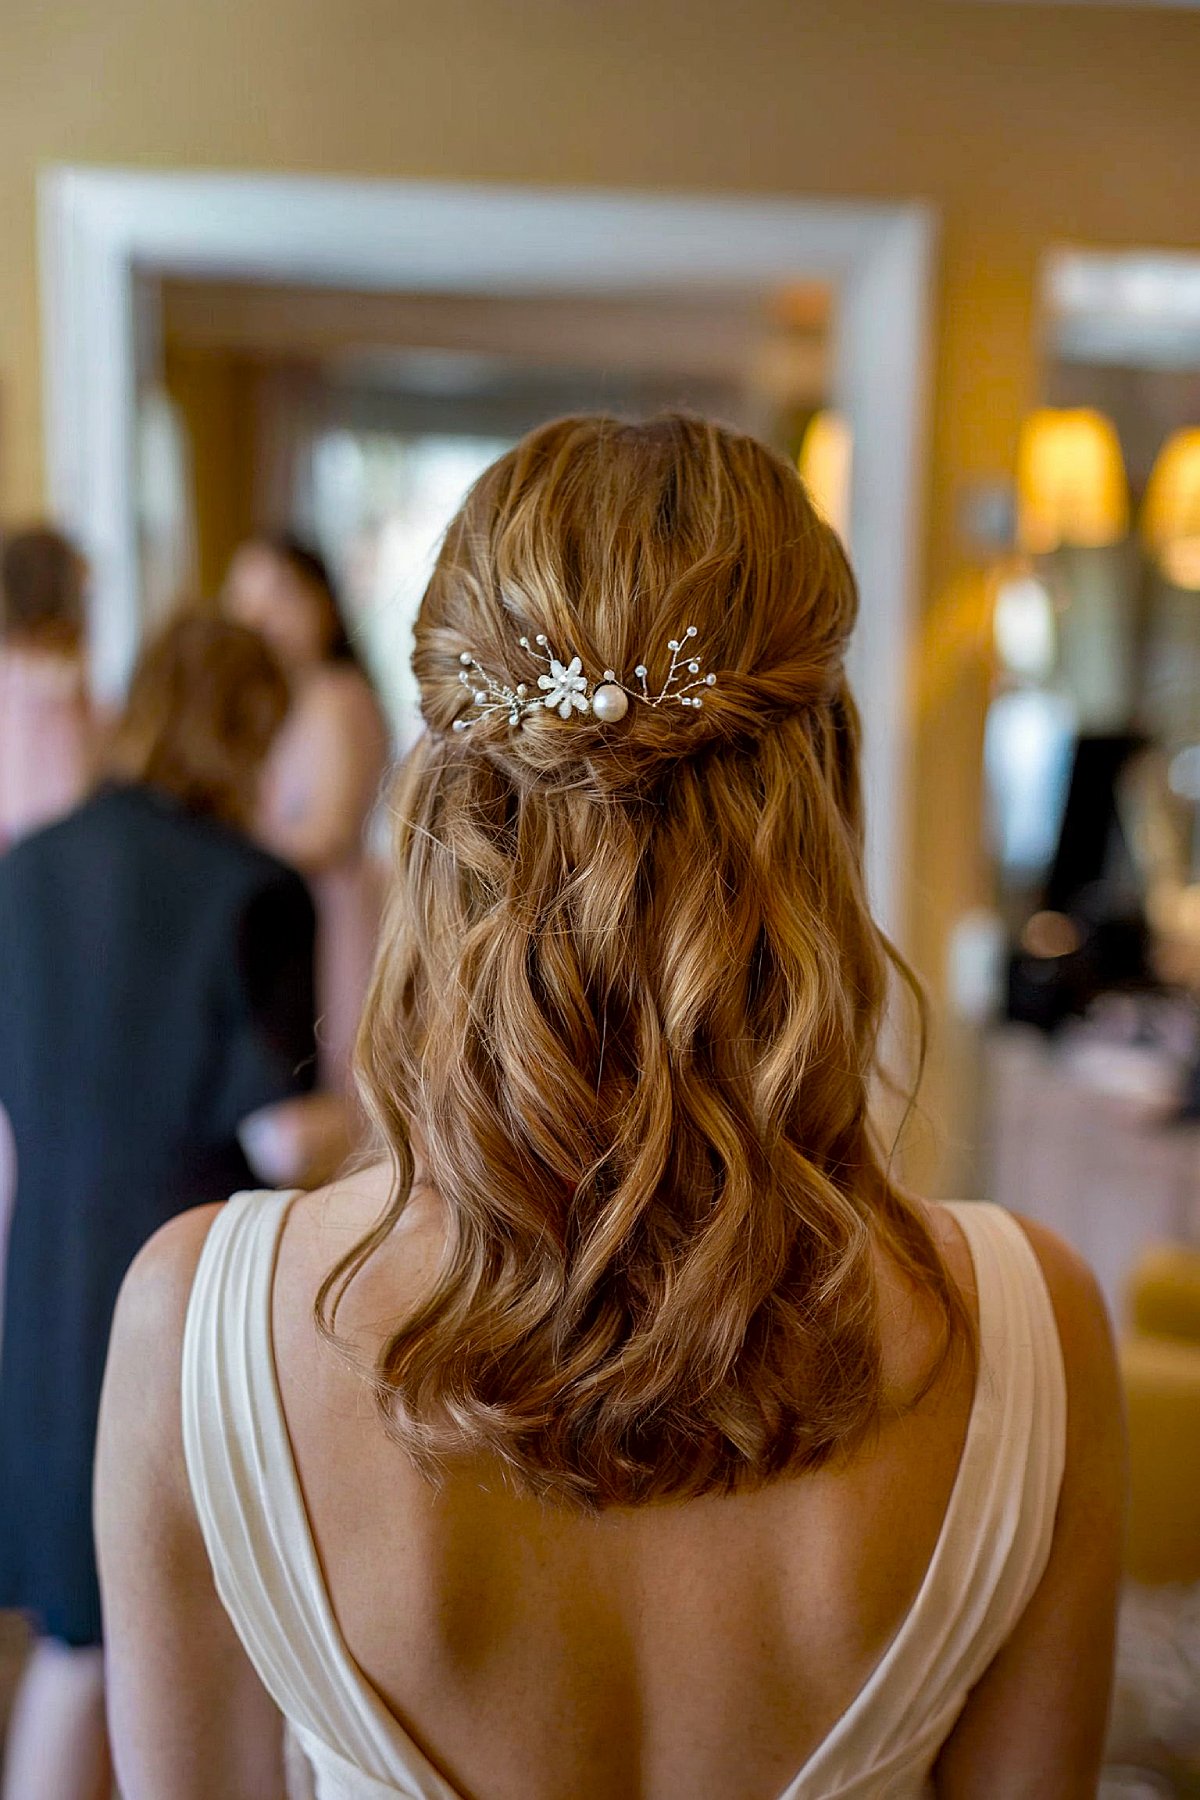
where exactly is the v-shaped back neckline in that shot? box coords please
[250,1194,1001,1800]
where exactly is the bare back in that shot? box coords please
[97,1165,1123,1800]
[265,1166,993,1800]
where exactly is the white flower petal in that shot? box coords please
[566,656,582,677]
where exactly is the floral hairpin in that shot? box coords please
[452,628,716,732]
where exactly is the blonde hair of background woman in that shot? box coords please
[106,613,289,833]
[320,412,971,1509]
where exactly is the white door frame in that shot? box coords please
[39,169,934,935]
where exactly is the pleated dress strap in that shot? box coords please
[180,1187,463,1799]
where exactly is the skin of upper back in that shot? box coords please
[96,1160,1123,1800]
[264,1165,1114,1800]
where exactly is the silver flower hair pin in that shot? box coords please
[453,628,716,732]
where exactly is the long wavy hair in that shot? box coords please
[320,413,969,1508]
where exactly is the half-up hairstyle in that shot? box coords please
[321,412,969,1508]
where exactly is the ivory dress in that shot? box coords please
[181,1195,1066,1800]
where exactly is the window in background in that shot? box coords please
[135,385,197,629]
[309,430,512,744]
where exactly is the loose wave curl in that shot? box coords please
[320,413,969,1508]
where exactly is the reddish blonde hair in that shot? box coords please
[326,413,966,1507]
[106,613,288,831]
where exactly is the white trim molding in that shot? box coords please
[39,169,934,936]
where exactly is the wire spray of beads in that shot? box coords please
[452,627,717,733]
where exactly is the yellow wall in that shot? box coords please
[162,346,263,599]
[2,0,1198,1187]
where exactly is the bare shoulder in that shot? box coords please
[100,1204,229,1506]
[1010,1213,1121,1399]
[110,1204,225,1374]
[96,1208,229,1626]
[930,1208,1125,1795]
[927,1201,1117,1386]
[924,1201,1123,1490]
[98,1201,293,1798]
[1011,1215,1127,1569]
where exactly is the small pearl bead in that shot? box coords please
[459,651,472,665]
[686,626,697,637]
[705,673,716,685]
[592,683,629,723]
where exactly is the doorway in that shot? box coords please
[40,172,933,933]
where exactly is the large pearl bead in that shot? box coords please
[591,683,629,723]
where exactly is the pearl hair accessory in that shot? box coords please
[451,628,717,733]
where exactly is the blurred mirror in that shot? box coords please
[983,250,1200,1317]
[133,273,832,744]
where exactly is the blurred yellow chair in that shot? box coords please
[1129,1245,1200,1345]
[1122,1244,1200,1586]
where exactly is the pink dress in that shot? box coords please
[0,647,91,852]
[258,663,390,1094]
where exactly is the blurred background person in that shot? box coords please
[222,532,390,1096]
[0,613,317,1800]
[0,526,92,852]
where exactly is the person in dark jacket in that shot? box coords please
[0,613,316,1800]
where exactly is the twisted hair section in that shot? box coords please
[320,413,969,1507]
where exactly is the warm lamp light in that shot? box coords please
[1016,407,1129,554]
[1143,427,1200,591]
[798,410,852,545]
